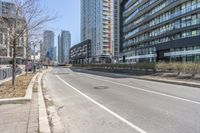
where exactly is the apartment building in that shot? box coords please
[0,1,27,64]
[120,0,200,63]
[81,0,119,63]
[70,40,91,64]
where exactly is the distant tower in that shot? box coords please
[61,31,71,63]
[53,46,57,61]
[43,30,54,61]
[58,35,62,63]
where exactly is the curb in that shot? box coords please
[131,76,200,88]
[38,72,51,133]
[76,68,200,88]
[0,73,39,105]
[109,72,200,88]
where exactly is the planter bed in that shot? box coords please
[0,74,35,99]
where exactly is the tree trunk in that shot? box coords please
[12,40,16,86]
[25,53,28,76]
[25,39,28,76]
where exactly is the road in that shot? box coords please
[44,67,200,133]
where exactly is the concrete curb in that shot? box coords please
[78,68,200,88]
[107,72,200,88]
[0,73,39,105]
[131,76,200,88]
[38,72,51,133]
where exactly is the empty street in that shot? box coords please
[43,67,200,133]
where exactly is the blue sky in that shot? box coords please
[40,0,80,46]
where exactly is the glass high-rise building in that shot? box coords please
[60,31,71,63]
[120,0,200,63]
[53,46,57,61]
[58,35,62,63]
[43,30,54,61]
[81,0,118,63]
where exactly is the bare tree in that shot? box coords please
[0,0,55,86]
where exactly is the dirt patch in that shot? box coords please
[0,74,35,99]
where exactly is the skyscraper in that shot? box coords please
[59,31,71,63]
[81,0,117,63]
[43,30,54,61]
[53,46,57,61]
[58,34,62,63]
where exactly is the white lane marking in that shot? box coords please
[111,73,200,90]
[56,75,147,133]
[81,74,200,105]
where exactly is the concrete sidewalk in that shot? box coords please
[0,81,39,133]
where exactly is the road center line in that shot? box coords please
[80,73,200,105]
[56,75,147,133]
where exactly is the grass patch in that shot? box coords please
[0,74,35,99]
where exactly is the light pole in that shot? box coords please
[33,43,36,73]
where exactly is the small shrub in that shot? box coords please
[156,62,173,72]
[183,63,200,76]
[72,62,200,77]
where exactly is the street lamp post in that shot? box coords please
[33,43,36,73]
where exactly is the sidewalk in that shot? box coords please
[0,78,39,133]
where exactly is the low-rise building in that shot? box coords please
[70,40,91,64]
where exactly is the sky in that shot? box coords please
[40,0,81,46]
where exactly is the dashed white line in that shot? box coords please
[56,75,147,133]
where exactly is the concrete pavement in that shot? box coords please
[0,92,39,133]
[44,67,200,133]
[0,73,40,133]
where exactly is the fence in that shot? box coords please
[0,67,22,80]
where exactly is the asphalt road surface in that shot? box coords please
[44,67,200,133]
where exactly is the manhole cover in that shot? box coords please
[53,73,69,75]
[93,86,109,89]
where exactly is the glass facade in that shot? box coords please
[43,31,54,61]
[120,0,200,63]
[61,31,71,63]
